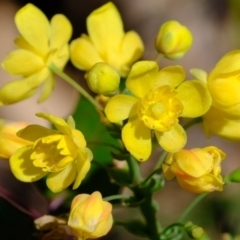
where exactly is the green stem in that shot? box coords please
[104,194,130,202]
[140,195,161,239]
[49,64,102,110]
[178,193,208,222]
[126,155,142,185]
[155,151,168,170]
[183,117,202,130]
[142,167,162,185]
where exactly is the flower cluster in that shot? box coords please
[1,1,239,239]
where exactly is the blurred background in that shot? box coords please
[1,0,240,239]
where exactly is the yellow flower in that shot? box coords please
[70,2,144,77]
[0,3,72,104]
[86,62,120,95]
[68,191,113,240]
[162,146,225,193]
[0,120,30,159]
[207,50,240,119]
[203,107,240,140]
[9,113,92,193]
[155,21,193,60]
[105,61,212,161]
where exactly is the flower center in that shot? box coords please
[138,85,183,132]
[30,134,77,172]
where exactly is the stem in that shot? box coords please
[104,194,130,202]
[142,167,162,185]
[140,195,161,240]
[183,117,202,130]
[178,193,208,222]
[126,155,142,185]
[155,151,168,170]
[49,64,102,110]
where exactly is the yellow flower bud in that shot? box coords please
[86,63,120,95]
[155,21,193,60]
[68,191,113,240]
[0,120,30,159]
[162,146,225,193]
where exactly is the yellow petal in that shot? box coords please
[172,149,213,178]
[122,118,152,161]
[38,73,55,103]
[126,61,160,98]
[70,36,103,70]
[73,149,92,189]
[114,30,144,76]
[0,68,49,105]
[105,95,138,123]
[46,163,76,193]
[203,107,240,140]
[14,35,37,53]
[36,112,71,135]
[154,66,185,89]
[15,3,51,56]
[87,2,124,60]
[52,44,70,69]
[155,123,186,152]
[71,129,87,149]
[177,80,212,117]
[10,146,47,182]
[2,49,44,76]
[50,14,72,50]
[190,68,207,83]
[17,124,57,142]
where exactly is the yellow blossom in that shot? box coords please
[0,120,30,159]
[155,21,193,60]
[70,2,144,77]
[207,50,240,119]
[105,61,212,161]
[68,191,113,240]
[9,113,92,193]
[86,62,120,95]
[203,107,240,140]
[0,3,72,104]
[162,146,225,193]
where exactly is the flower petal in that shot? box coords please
[155,123,186,152]
[154,66,185,89]
[17,125,57,142]
[105,95,138,123]
[10,146,47,182]
[122,118,152,161]
[15,3,51,56]
[72,149,92,189]
[2,49,45,76]
[87,2,124,60]
[46,163,76,193]
[126,61,160,98]
[38,73,55,103]
[114,31,144,76]
[177,80,212,117]
[52,44,70,69]
[35,112,71,135]
[70,36,103,70]
[50,14,72,50]
[0,68,49,105]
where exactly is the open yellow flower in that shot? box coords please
[162,146,225,193]
[105,61,212,161]
[0,3,72,104]
[70,2,144,77]
[68,191,113,240]
[207,50,240,119]
[9,113,92,193]
[0,120,30,159]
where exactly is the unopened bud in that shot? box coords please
[86,62,120,95]
[155,20,193,60]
